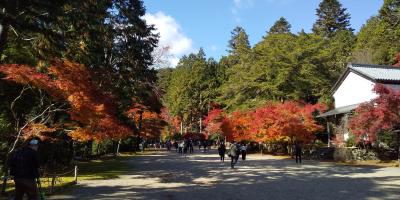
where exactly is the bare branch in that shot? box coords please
[9,103,55,153]
[10,85,29,120]
[9,25,18,37]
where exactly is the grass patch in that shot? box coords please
[2,153,135,197]
[76,153,134,180]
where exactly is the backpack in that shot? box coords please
[9,148,28,177]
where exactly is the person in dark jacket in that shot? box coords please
[188,139,194,154]
[218,143,226,162]
[240,143,247,161]
[9,139,40,200]
[295,142,302,164]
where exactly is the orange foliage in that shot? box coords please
[0,60,132,142]
[226,111,254,142]
[217,101,325,143]
[126,104,166,139]
[22,123,57,141]
[204,108,225,136]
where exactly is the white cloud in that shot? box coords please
[231,0,254,24]
[144,12,194,67]
[211,45,218,51]
[233,0,254,9]
[234,0,241,7]
[266,0,295,5]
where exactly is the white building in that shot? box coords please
[319,63,400,146]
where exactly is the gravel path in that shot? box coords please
[50,150,400,200]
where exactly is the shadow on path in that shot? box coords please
[50,150,400,200]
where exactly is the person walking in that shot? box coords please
[173,141,178,152]
[189,139,194,154]
[218,142,226,162]
[178,140,184,155]
[240,143,247,161]
[228,141,239,169]
[183,140,188,157]
[295,142,302,164]
[9,139,40,200]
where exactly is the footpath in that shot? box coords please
[49,150,400,200]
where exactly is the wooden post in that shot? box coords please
[116,139,121,156]
[74,166,78,184]
[50,176,56,194]
[180,121,183,135]
[327,121,331,147]
[398,132,400,168]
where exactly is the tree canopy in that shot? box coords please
[312,0,353,38]
[269,17,292,34]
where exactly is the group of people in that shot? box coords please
[173,139,195,156]
[218,141,247,169]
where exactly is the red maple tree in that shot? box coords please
[349,84,400,142]
[0,60,132,142]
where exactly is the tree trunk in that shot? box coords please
[0,22,9,56]
[96,143,100,156]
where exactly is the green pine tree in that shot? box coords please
[269,17,292,34]
[312,0,353,38]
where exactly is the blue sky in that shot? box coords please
[143,0,383,66]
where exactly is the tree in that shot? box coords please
[0,61,134,142]
[108,0,160,112]
[217,101,325,143]
[269,17,291,34]
[252,32,298,103]
[227,26,251,58]
[312,0,353,38]
[219,27,255,110]
[379,0,400,27]
[349,83,400,166]
[353,17,384,64]
[224,110,253,142]
[349,84,400,143]
[204,108,226,140]
[353,1,400,65]
[376,0,400,64]
[249,102,325,143]
[164,49,221,132]
[0,0,161,114]
[0,0,67,56]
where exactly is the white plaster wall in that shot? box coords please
[333,72,377,108]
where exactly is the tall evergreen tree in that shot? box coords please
[0,0,69,62]
[0,0,162,113]
[353,0,400,65]
[312,0,353,37]
[164,49,222,129]
[218,27,254,110]
[227,26,251,57]
[379,0,400,27]
[111,0,160,111]
[269,17,291,34]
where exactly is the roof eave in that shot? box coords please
[330,63,379,96]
